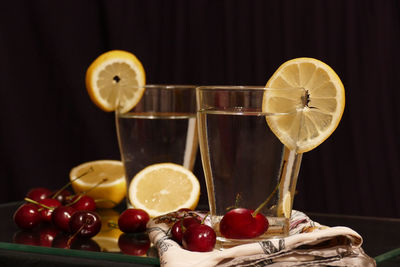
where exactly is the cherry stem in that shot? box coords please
[66,194,83,206]
[179,219,186,232]
[83,178,108,194]
[200,212,210,225]
[251,183,280,217]
[108,220,119,229]
[226,194,242,211]
[24,197,54,210]
[66,178,108,206]
[52,167,94,199]
[252,160,287,217]
[67,221,88,247]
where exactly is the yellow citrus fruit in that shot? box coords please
[263,57,345,153]
[93,209,123,252]
[128,163,200,217]
[277,192,292,218]
[69,160,127,208]
[85,50,146,113]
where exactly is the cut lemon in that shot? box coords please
[263,57,345,153]
[69,160,127,208]
[128,163,200,217]
[85,50,146,113]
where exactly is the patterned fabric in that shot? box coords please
[147,210,376,267]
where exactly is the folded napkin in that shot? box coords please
[147,210,376,267]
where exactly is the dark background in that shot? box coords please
[1,0,399,218]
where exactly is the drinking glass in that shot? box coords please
[196,86,304,246]
[115,85,198,208]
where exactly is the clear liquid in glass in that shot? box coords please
[116,112,198,208]
[198,108,302,247]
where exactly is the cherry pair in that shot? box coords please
[170,210,216,252]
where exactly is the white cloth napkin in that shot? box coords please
[147,210,376,267]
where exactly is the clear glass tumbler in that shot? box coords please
[115,85,198,208]
[196,86,304,247]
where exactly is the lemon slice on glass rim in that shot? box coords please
[263,57,345,153]
[85,50,146,113]
[262,57,345,218]
[128,163,200,218]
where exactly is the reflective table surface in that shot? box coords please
[0,201,159,267]
[308,212,400,267]
[0,201,399,266]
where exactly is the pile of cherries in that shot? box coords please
[12,186,153,254]
[16,188,97,232]
[169,209,216,252]
[166,206,270,253]
[13,187,270,254]
[13,187,102,247]
[12,186,218,254]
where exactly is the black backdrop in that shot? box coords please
[1,0,400,218]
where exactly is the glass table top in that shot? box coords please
[0,201,399,266]
[0,201,159,267]
[308,212,400,267]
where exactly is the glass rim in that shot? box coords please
[136,84,197,89]
[196,85,305,91]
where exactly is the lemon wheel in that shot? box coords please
[263,57,345,153]
[85,50,146,113]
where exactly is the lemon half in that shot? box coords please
[128,163,200,217]
[69,160,127,208]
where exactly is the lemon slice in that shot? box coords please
[129,163,200,217]
[263,57,345,153]
[69,160,127,208]
[85,50,146,113]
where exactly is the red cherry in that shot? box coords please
[69,211,102,238]
[38,198,62,222]
[13,203,41,230]
[52,206,76,232]
[51,189,72,204]
[118,209,150,233]
[69,195,96,211]
[182,224,216,252]
[219,208,269,239]
[26,187,52,202]
[118,233,150,256]
[171,217,201,245]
